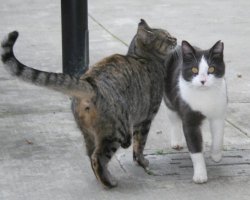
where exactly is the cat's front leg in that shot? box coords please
[133,120,152,169]
[190,153,207,183]
[183,113,207,184]
[209,118,225,162]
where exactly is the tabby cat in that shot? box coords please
[164,40,227,183]
[1,19,177,188]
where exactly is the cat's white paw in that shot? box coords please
[193,173,208,184]
[211,151,222,163]
[190,153,207,184]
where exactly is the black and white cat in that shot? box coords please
[164,40,227,183]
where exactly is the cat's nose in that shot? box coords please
[201,81,205,85]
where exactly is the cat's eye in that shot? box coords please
[191,67,199,74]
[208,66,215,73]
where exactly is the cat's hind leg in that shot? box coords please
[91,138,120,188]
[72,98,119,188]
[167,109,184,150]
[209,118,225,162]
[133,120,152,169]
[71,97,95,157]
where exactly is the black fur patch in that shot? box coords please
[182,107,205,153]
[31,70,40,83]
[1,31,19,63]
[1,52,13,63]
[15,64,24,76]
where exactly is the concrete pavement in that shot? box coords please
[1,0,250,199]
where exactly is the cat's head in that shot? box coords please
[181,40,225,89]
[134,19,177,59]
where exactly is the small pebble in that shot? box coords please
[25,139,33,145]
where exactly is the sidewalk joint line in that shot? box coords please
[226,119,250,138]
[229,102,250,104]
[88,13,129,47]
[115,155,127,173]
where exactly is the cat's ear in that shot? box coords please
[138,19,151,30]
[137,19,154,44]
[210,40,224,55]
[182,40,195,58]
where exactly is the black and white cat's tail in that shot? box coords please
[1,31,93,98]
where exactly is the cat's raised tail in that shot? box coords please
[1,31,94,98]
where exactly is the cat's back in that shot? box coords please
[82,53,161,87]
[164,46,182,99]
[80,54,155,102]
[83,54,140,78]
[165,45,182,81]
[92,54,131,68]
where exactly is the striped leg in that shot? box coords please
[133,120,151,169]
[91,138,120,188]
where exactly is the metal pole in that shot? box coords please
[61,0,89,76]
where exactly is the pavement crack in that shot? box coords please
[180,162,250,168]
[88,13,129,47]
[145,169,179,176]
[226,119,250,138]
[115,155,127,173]
[229,102,250,104]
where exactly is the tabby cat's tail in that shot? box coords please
[1,31,93,98]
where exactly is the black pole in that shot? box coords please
[61,0,89,76]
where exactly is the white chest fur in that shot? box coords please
[178,76,227,118]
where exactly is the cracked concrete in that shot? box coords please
[1,0,250,199]
[226,119,249,137]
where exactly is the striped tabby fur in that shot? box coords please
[1,31,93,98]
[1,19,177,188]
